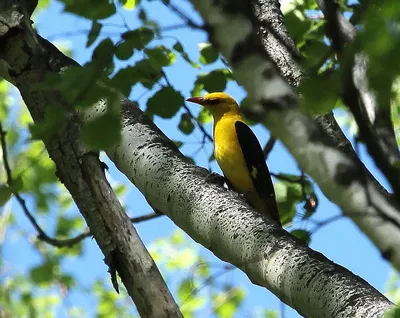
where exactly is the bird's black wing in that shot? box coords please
[235,121,280,224]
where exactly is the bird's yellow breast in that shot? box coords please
[214,115,255,193]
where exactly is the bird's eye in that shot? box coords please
[205,98,221,105]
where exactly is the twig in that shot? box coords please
[1,121,161,248]
[161,0,203,30]
[309,214,344,234]
[161,70,213,142]
[263,136,276,159]
[271,172,303,183]
[161,23,190,32]
[0,123,12,185]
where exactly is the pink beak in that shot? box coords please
[186,97,204,105]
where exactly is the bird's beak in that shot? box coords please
[186,96,204,105]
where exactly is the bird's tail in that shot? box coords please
[247,192,281,225]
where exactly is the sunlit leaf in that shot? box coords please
[122,0,140,10]
[199,43,219,65]
[145,45,176,68]
[197,108,212,124]
[213,288,245,318]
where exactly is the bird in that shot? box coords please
[186,92,280,225]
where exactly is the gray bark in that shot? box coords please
[82,98,394,317]
[190,0,400,271]
[0,2,182,317]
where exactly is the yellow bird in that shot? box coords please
[187,92,280,225]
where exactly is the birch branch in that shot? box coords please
[82,98,393,317]
[0,2,182,317]
[189,0,400,270]
[316,0,400,198]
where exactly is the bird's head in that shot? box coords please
[186,92,240,119]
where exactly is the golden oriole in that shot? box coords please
[187,92,280,225]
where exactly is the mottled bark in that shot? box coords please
[191,0,400,271]
[0,2,182,317]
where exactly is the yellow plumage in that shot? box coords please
[213,112,254,193]
[186,92,280,223]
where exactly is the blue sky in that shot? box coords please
[2,0,395,317]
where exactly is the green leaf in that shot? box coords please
[0,185,12,206]
[171,230,184,245]
[145,45,176,68]
[197,108,212,124]
[87,21,102,47]
[384,306,400,318]
[173,41,200,68]
[214,288,245,318]
[61,0,116,20]
[177,278,194,302]
[178,113,195,135]
[283,10,311,43]
[59,274,76,289]
[81,113,121,150]
[174,141,183,148]
[191,81,204,97]
[121,27,154,50]
[291,229,311,244]
[115,41,135,60]
[167,249,197,269]
[264,310,279,318]
[147,87,184,118]
[92,38,114,68]
[29,106,66,143]
[10,176,23,193]
[300,40,329,68]
[198,70,229,93]
[37,0,51,10]
[30,261,58,285]
[55,216,78,237]
[300,71,340,115]
[199,43,219,65]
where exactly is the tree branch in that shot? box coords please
[0,3,182,317]
[316,0,400,198]
[190,0,400,270]
[263,136,276,158]
[82,97,394,317]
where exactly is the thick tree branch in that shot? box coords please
[251,0,396,205]
[190,0,400,270]
[83,98,393,317]
[316,0,400,198]
[0,3,182,317]
[250,0,302,88]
